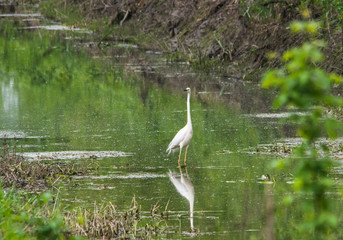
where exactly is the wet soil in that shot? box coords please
[0,140,98,191]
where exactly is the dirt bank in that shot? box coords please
[38,0,343,79]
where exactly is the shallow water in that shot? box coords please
[1,5,343,239]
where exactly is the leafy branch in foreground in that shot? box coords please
[262,20,343,239]
[0,188,69,240]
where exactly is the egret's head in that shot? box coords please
[184,87,191,93]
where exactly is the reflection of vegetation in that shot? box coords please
[0,21,114,86]
[0,17,262,157]
[262,20,343,238]
[0,18,267,238]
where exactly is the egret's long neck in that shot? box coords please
[186,92,191,125]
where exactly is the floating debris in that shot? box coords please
[257,174,275,184]
[243,112,307,119]
[21,25,93,34]
[18,150,133,161]
[0,130,25,138]
[0,140,98,191]
[0,13,42,17]
[74,173,166,180]
[256,143,293,155]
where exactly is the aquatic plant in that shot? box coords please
[262,20,343,239]
[0,138,98,191]
[64,196,168,238]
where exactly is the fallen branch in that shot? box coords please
[120,9,130,26]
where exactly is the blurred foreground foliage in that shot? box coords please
[262,20,343,239]
[0,188,73,240]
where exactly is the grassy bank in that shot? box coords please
[37,0,343,80]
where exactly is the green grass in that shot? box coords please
[0,188,72,240]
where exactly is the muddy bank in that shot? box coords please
[0,139,98,191]
[38,0,343,80]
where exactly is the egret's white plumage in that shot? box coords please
[166,87,193,165]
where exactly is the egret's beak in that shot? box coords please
[184,89,187,91]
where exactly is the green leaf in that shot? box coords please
[325,118,343,139]
[329,73,343,84]
[305,21,320,35]
[290,21,304,33]
[40,192,52,205]
[282,195,294,205]
[273,94,288,109]
[261,70,284,89]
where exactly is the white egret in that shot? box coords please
[166,87,193,166]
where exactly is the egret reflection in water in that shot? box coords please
[168,168,194,231]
